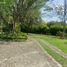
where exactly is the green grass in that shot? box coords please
[31,34,67,54]
[30,34,67,67]
[38,38,67,67]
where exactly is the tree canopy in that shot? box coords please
[0,0,47,40]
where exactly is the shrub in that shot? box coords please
[50,26,63,35]
[65,26,67,33]
[0,32,27,41]
[42,25,50,34]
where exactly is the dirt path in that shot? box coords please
[0,39,61,67]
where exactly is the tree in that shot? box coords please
[0,0,47,40]
[43,0,67,38]
[11,0,47,34]
[63,0,67,38]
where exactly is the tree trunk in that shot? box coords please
[63,0,66,38]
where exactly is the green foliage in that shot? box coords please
[21,21,67,38]
[50,25,63,35]
[21,23,49,34]
[41,25,49,34]
[0,32,27,41]
[0,0,47,40]
[2,0,65,40]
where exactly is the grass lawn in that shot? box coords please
[30,34,67,67]
[38,38,67,67]
[31,34,67,54]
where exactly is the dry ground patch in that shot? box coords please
[0,40,61,67]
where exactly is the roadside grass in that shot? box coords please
[30,34,67,67]
[31,34,67,54]
[37,38,67,67]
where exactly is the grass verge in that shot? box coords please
[37,38,67,67]
[31,34,67,54]
[30,34,67,67]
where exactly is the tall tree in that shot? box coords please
[11,0,47,34]
[63,0,67,38]
[43,0,67,38]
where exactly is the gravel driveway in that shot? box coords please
[0,40,61,67]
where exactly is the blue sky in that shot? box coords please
[41,0,65,22]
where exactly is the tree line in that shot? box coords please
[21,22,67,38]
[0,0,66,40]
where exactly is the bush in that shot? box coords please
[50,26,63,35]
[41,25,50,34]
[21,22,67,37]
[65,26,67,33]
[0,32,27,41]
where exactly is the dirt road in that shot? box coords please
[0,40,61,67]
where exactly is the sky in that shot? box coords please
[41,0,65,22]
